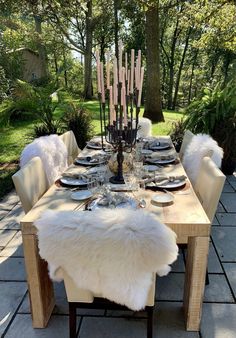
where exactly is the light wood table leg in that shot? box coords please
[22,234,55,328]
[183,236,209,331]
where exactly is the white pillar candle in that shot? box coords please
[100,62,105,103]
[106,52,110,88]
[96,50,101,93]
[130,49,134,93]
[137,67,144,107]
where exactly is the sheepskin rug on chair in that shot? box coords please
[35,208,178,311]
[182,133,223,186]
[20,134,68,186]
[137,117,152,138]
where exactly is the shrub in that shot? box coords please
[62,102,94,149]
[169,118,186,152]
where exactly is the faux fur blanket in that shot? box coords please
[138,117,152,138]
[182,133,223,186]
[35,209,178,311]
[20,134,68,186]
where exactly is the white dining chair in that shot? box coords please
[179,129,194,160]
[195,156,225,224]
[59,130,81,165]
[12,157,48,214]
[20,134,68,186]
[182,133,223,187]
[35,208,178,338]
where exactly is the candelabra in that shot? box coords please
[96,45,144,184]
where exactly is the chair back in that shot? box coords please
[195,157,225,223]
[59,131,80,165]
[12,157,48,214]
[179,130,194,160]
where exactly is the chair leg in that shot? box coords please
[146,306,154,338]
[69,302,77,338]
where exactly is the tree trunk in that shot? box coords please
[53,51,59,87]
[34,15,48,79]
[172,28,191,110]
[84,0,93,99]
[188,50,198,105]
[62,48,68,88]
[144,4,164,122]
[167,17,179,110]
[114,0,119,60]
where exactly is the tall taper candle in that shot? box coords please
[100,62,105,103]
[113,57,118,105]
[137,66,144,107]
[106,52,110,88]
[118,40,123,83]
[109,85,113,124]
[96,50,101,93]
[125,52,128,80]
[123,86,127,126]
[130,49,134,93]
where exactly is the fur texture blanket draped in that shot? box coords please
[20,134,68,186]
[35,209,178,311]
[182,133,223,186]
[137,117,152,138]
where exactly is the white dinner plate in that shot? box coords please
[60,177,89,186]
[153,179,186,189]
[71,190,92,201]
[143,165,159,172]
[149,142,171,150]
[75,158,106,166]
[148,157,176,165]
[141,149,153,155]
[86,142,102,150]
[151,193,174,206]
[86,165,107,174]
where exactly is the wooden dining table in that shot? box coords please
[20,136,210,331]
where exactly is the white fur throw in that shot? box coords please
[20,134,68,186]
[35,209,178,311]
[182,133,223,185]
[138,117,152,138]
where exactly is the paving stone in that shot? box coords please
[212,216,219,226]
[19,282,105,316]
[223,263,236,298]
[0,281,27,336]
[201,303,236,338]
[220,193,236,212]
[171,253,185,272]
[0,231,24,257]
[222,183,235,193]
[216,213,236,226]
[211,227,236,262]
[4,314,77,338]
[156,273,184,301]
[208,242,223,273]
[227,174,236,182]
[80,302,199,338]
[0,204,24,230]
[229,180,236,190]
[0,257,26,281]
[0,230,17,246]
[204,274,234,302]
[0,209,10,221]
[216,202,225,213]
[1,191,19,207]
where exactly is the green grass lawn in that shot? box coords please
[0,100,183,199]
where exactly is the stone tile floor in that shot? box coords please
[0,174,236,338]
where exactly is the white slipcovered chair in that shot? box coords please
[20,134,68,186]
[137,117,152,138]
[182,133,223,187]
[179,129,194,160]
[12,157,48,214]
[35,208,178,338]
[195,156,225,224]
[59,130,81,165]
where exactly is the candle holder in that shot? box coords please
[96,46,144,184]
[99,90,140,184]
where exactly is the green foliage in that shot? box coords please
[0,66,10,102]
[169,118,186,152]
[184,81,236,162]
[62,102,94,150]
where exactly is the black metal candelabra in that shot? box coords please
[99,86,140,184]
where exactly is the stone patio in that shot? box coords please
[0,174,236,338]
